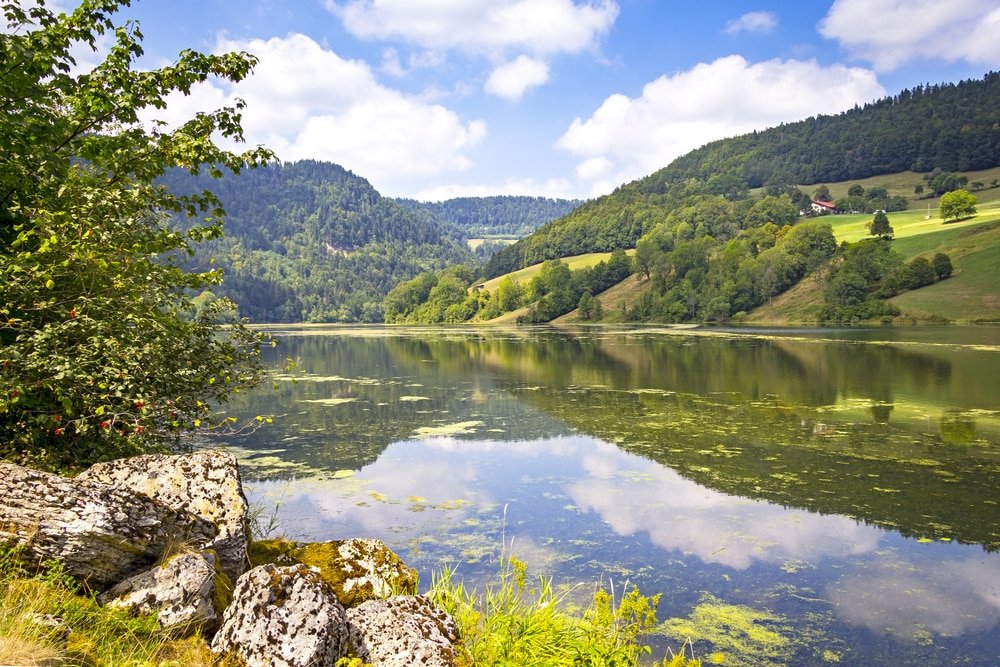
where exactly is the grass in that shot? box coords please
[427,544,701,667]
[750,184,1000,324]
[824,184,1000,244]
[477,250,635,293]
[0,544,226,667]
[748,166,1000,207]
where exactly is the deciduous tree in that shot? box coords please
[939,189,977,222]
[1,1,273,469]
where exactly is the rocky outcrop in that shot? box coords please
[1,452,463,664]
[211,563,347,667]
[250,538,418,606]
[98,551,226,636]
[0,462,217,590]
[346,595,460,667]
[79,450,250,583]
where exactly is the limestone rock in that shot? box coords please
[79,450,250,583]
[250,538,418,607]
[0,462,217,590]
[211,563,347,667]
[345,595,460,667]
[98,551,225,637]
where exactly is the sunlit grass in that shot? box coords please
[0,545,224,667]
[427,538,701,666]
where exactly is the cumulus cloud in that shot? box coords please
[557,55,885,196]
[484,55,550,100]
[819,0,1000,71]
[830,557,1000,638]
[142,33,486,193]
[724,10,777,35]
[328,0,619,56]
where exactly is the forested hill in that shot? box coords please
[161,160,472,322]
[485,72,1000,278]
[396,195,583,239]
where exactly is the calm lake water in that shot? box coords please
[215,325,1000,666]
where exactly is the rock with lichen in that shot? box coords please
[211,563,347,667]
[98,550,229,636]
[345,595,460,667]
[0,462,217,590]
[79,450,251,585]
[249,538,418,607]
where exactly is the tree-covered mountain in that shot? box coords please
[161,161,473,322]
[395,195,582,239]
[486,72,1000,279]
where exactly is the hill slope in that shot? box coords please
[487,72,1000,279]
[162,160,473,322]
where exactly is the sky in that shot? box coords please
[74,1,1000,200]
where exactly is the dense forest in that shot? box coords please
[160,163,581,322]
[486,72,1000,279]
[396,195,582,239]
[160,161,472,322]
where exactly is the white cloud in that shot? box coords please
[557,55,885,196]
[328,0,619,56]
[484,55,550,101]
[724,10,777,35]
[142,33,486,193]
[830,557,1000,638]
[564,440,882,571]
[819,0,1000,71]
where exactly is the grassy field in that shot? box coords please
[479,171,999,325]
[825,184,1000,243]
[476,250,634,292]
[749,166,1000,208]
[750,201,1000,323]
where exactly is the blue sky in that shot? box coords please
[98,0,1000,200]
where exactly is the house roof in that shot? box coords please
[811,200,837,209]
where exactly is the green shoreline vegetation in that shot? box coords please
[0,3,698,665]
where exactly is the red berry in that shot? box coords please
[100,421,109,429]
[54,428,63,436]
[135,425,144,433]
[54,415,61,422]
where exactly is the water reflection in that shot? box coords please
[564,439,882,570]
[830,556,1000,639]
[224,326,1000,665]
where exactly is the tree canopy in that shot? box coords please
[939,189,978,222]
[1,0,272,469]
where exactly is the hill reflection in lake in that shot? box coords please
[218,325,1000,665]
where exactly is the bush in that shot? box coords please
[904,256,936,289]
[932,252,953,279]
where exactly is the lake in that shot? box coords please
[214,325,1000,666]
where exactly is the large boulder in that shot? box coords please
[0,462,217,590]
[211,563,347,667]
[79,450,250,583]
[98,551,227,637]
[345,595,461,667]
[249,538,418,607]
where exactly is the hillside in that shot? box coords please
[396,195,582,240]
[486,72,1000,279]
[160,161,472,322]
[747,186,1000,323]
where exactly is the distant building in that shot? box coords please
[810,200,839,215]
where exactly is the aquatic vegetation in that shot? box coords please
[660,595,792,667]
[428,549,696,666]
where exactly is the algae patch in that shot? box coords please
[660,595,792,667]
[414,420,482,438]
